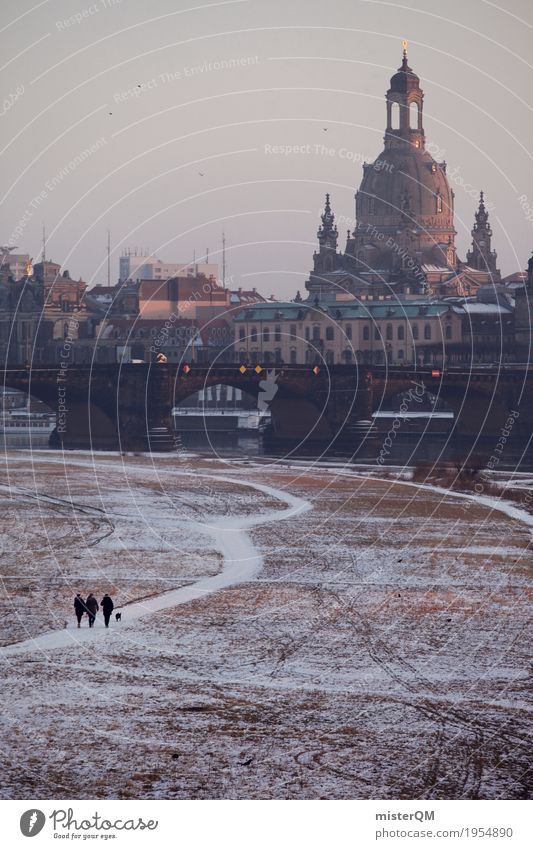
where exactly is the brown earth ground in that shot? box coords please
[0,452,531,799]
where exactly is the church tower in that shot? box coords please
[313,193,339,275]
[466,191,499,276]
[346,46,457,288]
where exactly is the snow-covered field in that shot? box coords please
[0,450,531,799]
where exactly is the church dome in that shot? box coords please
[357,146,454,232]
[350,47,457,269]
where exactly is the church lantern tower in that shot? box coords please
[385,41,425,151]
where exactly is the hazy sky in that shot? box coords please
[1,0,532,297]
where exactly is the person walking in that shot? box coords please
[85,593,99,628]
[100,593,114,628]
[74,593,86,628]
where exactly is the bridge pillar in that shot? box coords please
[49,365,175,453]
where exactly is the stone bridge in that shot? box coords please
[1,363,532,457]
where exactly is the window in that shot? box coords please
[368,197,375,214]
[390,101,400,129]
[386,323,393,341]
[305,327,310,341]
[343,350,353,364]
[239,328,245,341]
[275,325,281,341]
[397,325,405,340]
[290,347,297,364]
[363,325,370,341]
[345,324,352,340]
[325,326,334,341]
[398,349,404,361]
[312,325,320,341]
[290,324,296,340]
[326,350,334,364]
[251,326,257,343]
[424,323,431,340]
[409,101,418,129]
[412,323,419,340]
[436,193,443,213]
[445,324,452,340]
[263,327,270,342]
[275,348,282,363]
[374,326,380,340]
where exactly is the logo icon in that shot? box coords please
[20,810,46,837]
[257,369,279,412]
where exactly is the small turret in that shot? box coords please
[466,191,498,275]
[317,193,338,250]
[313,193,339,274]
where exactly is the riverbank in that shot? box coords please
[0,451,531,799]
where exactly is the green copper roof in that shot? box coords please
[233,299,453,321]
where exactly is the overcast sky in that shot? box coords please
[1,0,532,297]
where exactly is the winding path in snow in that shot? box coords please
[0,475,311,656]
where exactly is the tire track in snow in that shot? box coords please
[0,474,311,656]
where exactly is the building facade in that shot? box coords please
[234,298,463,367]
[119,250,218,283]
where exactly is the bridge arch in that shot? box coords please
[170,367,335,444]
[370,372,524,440]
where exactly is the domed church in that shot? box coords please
[306,46,500,300]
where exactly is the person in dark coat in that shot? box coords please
[74,593,86,628]
[100,593,114,628]
[85,593,99,628]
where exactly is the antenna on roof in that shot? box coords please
[107,229,111,286]
[41,223,46,263]
[222,231,226,288]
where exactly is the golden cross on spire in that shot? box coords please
[402,39,408,58]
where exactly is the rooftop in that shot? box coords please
[234,298,456,321]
